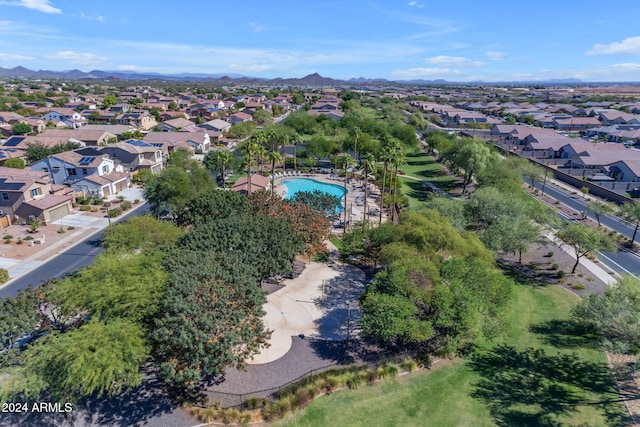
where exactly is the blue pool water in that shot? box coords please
[283,178,347,213]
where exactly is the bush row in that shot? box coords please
[189,356,428,425]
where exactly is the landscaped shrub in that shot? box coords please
[557,270,566,279]
[23,235,33,241]
[296,388,311,409]
[0,268,9,283]
[16,238,22,244]
[401,358,418,372]
[108,208,121,218]
[221,408,240,424]
[134,199,140,204]
[91,198,103,205]
[545,251,554,257]
[551,263,559,270]
[67,226,75,230]
[120,201,132,211]
[3,235,13,243]
[571,283,586,291]
[245,397,262,410]
[383,363,399,378]
[79,205,91,211]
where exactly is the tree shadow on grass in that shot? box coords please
[529,319,601,351]
[498,260,555,288]
[469,345,630,427]
[402,180,432,204]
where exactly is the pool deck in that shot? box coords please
[272,173,388,229]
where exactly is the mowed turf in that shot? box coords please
[399,152,460,207]
[273,284,629,427]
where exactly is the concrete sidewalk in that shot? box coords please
[545,232,618,285]
[249,260,365,364]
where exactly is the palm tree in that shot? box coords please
[378,137,402,224]
[241,141,259,194]
[378,147,392,224]
[255,144,267,174]
[267,150,283,194]
[388,145,405,223]
[351,126,361,162]
[289,132,300,172]
[214,150,233,188]
[360,153,376,230]
[340,154,354,233]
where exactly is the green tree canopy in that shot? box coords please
[572,276,640,354]
[11,122,32,135]
[102,215,184,254]
[3,319,150,401]
[556,222,617,274]
[151,250,269,388]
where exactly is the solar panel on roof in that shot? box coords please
[3,137,25,147]
[151,143,163,148]
[79,156,95,166]
[126,139,151,147]
[0,152,6,159]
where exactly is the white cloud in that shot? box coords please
[249,22,268,32]
[587,36,640,55]
[45,51,108,65]
[425,55,485,67]
[77,12,104,22]
[0,0,61,14]
[391,67,462,79]
[407,1,424,7]
[0,52,34,61]
[486,51,507,61]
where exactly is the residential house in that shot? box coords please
[226,112,253,125]
[36,128,117,146]
[553,117,601,132]
[608,160,640,182]
[231,174,271,195]
[598,111,640,125]
[115,112,158,130]
[37,108,87,129]
[29,150,128,196]
[0,166,74,226]
[158,117,196,132]
[81,124,137,140]
[99,140,163,174]
[200,118,232,132]
[143,129,211,154]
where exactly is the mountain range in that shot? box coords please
[0,66,589,86]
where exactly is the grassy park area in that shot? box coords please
[399,151,460,208]
[273,283,628,427]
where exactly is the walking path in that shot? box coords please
[250,258,365,364]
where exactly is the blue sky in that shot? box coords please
[1,0,640,81]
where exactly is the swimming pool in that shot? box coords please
[283,178,347,213]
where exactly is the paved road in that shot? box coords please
[530,179,640,277]
[0,204,150,298]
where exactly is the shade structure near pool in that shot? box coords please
[283,178,347,213]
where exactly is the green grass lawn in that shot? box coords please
[399,152,460,208]
[272,284,629,427]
